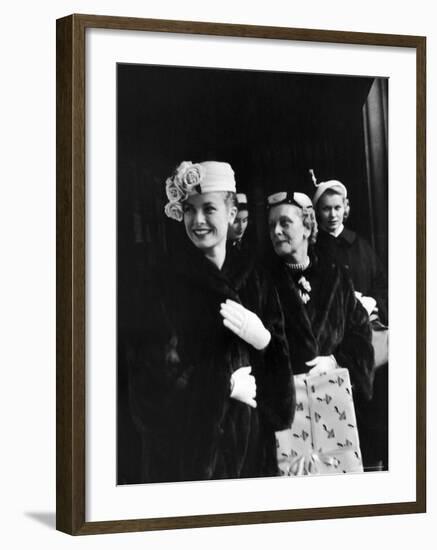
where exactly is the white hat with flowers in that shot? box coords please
[164,161,236,221]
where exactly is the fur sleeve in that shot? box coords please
[334,270,375,401]
[252,273,295,431]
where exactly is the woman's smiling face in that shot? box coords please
[183,192,237,253]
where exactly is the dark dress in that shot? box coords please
[126,244,294,483]
[315,228,388,324]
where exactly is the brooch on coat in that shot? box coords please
[297,276,312,304]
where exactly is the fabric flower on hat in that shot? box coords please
[165,177,186,202]
[176,161,205,189]
[164,201,184,222]
[164,160,236,221]
[164,161,206,221]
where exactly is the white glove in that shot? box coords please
[220,299,271,350]
[305,355,337,376]
[230,366,257,408]
[354,291,378,316]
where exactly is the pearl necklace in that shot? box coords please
[286,256,310,271]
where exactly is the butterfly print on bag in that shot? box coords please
[334,406,347,420]
[328,376,345,386]
[317,394,332,405]
[323,424,335,438]
[292,430,310,441]
[337,439,353,448]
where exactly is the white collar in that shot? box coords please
[330,224,345,238]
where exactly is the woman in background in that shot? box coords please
[228,192,250,250]
[312,179,388,324]
[313,177,388,470]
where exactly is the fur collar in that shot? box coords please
[162,243,257,303]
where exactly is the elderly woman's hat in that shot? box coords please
[267,190,313,210]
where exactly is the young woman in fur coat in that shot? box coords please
[127,161,294,483]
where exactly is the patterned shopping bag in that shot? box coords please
[276,368,363,476]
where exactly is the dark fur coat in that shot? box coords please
[127,245,294,483]
[316,228,388,324]
[269,251,374,401]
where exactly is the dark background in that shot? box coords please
[116,63,388,484]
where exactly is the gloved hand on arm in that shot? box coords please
[220,299,271,350]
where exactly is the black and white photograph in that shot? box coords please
[2,0,433,545]
[116,63,389,486]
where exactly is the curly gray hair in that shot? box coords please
[301,206,318,245]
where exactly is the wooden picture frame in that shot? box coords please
[56,13,426,535]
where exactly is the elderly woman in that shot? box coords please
[313,179,388,325]
[266,190,375,474]
[127,161,293,483]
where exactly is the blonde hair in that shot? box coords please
[223,191,238,210]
